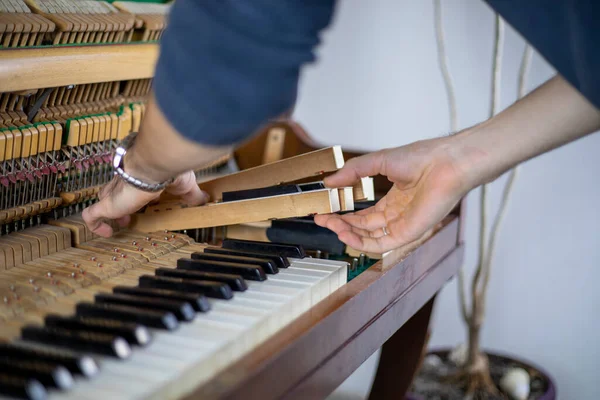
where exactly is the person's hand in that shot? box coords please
[314,138,472,253]
[82,171,207,237]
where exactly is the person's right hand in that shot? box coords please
[314,137,474,253]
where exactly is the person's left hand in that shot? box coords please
[82,171,207,237]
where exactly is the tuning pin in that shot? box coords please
[351,258,358,272]
[113,247,119,252]
[71,272,77,278]
[132,241,138,246]
[112,256,118,261]
[164,236,169,241]
[121,253,127,258]
[90,256,97,262]
[47,272,53,278]
[29,278,35,284]
[97,263,103,268]
[145,236,151,241]
[151,242,157,247]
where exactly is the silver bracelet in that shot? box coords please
[112,132,175,192]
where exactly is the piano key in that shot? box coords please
[0,373,47,400]
[21,325,132,359]
[177,258,267,282]
[0,342,99,378]
[204,246,290,268]
[43,254,346,400]
[112,286,211,312]
[191,252,278,274]
[138,275,233,300]
[0,358,73,390]
[154,268,247,292]
[44,315,152,347]
[94,292,195,322]
[222,238,306,258]
[75,302,179,331]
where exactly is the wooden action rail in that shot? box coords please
[130,188,349,233]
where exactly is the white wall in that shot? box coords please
[292,1,600,399]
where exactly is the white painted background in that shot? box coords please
[291,1,600,399]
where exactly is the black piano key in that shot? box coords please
[222,238,306,258]
[0,342,98,378]
[44,314,152,347]
[94,292,195,322]
[76,302,178,331]
[0,358,73,390]
[21,325,131,359]
[221,183,300,202]
[0,373,46,400]
[177,258,267,282]
[191,252,278,274]
[204,246,290,268]
[155,268,247,292]
[112,286,211,312]
[138,275,233,300]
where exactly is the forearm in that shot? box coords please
[125,94,232,183]
[454,75,600,188]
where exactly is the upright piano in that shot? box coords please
[0,2,465,399]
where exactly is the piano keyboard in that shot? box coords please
[0,222,348,400]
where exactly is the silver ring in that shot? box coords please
[382,226,389,236]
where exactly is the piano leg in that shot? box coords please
[367,295,436,400]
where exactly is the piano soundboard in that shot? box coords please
[0,1,466,399]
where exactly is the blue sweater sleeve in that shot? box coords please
[153,0,336,146]
[486,0,599,109]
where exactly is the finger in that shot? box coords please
[340,211,387,231]
[316,213,384,239]
[324,151,386,188]
[167,171,209,206]
[82,203,114,238]
[337,230,399,253]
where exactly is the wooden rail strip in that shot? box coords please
[182,215,461,400]
[160,146,345,203]
[129,188,342,233]
[0,43,158,92]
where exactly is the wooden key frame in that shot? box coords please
[130,188,347,233]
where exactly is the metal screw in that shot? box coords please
[121,253,127,258]
[29,278,35,284]
[9,285,15,291]
[71,272,76,278]
[47,272,53,278]
[73,263,79,268]
[132,241,138,246]
[114,247,119,252]
[91,256,97,262]
[3,296,8,304]
[145,236,151,241]
[33,286,40,292]
[151,242,157,247]
[137,247,143,252]
[351,258,358,272]
[97,263,102,268]
[112,256,117,261]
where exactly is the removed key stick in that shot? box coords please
[177,258,267,281]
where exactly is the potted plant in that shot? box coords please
[409,2,556,399]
